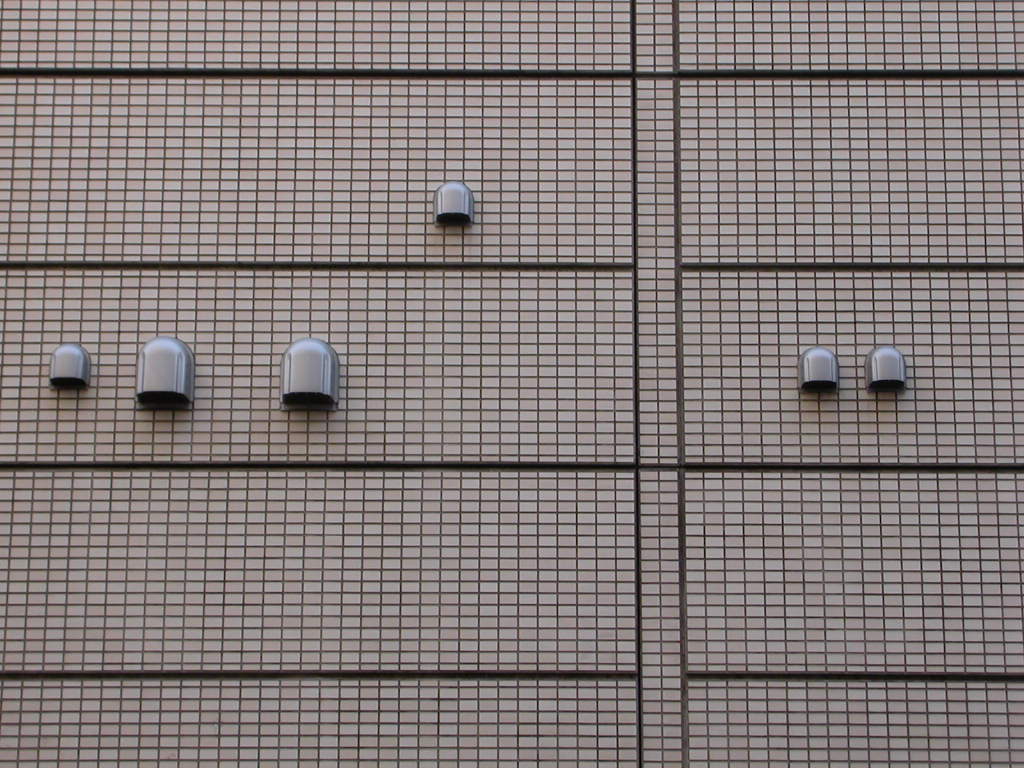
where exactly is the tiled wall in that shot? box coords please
[677,81,1024,264]
[685,472,1024,673]
[0,270,634,462]
[679,271,1024,463]
[2,3,1023,767]
[678,1,1024,70]
[0,679,639,766]
[0,1,633,70]
[0,470,636,671]
[689,680,1023,767]
[0,79,632,262]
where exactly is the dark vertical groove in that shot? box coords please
[670,18,684,747]
[630,2,645,764]
[671,74,691,768]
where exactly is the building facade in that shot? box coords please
[1,2,1022,765]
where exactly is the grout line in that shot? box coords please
[676,261,1024,273]
[2,461,1023,474]
[0,260,635,274]
[629,4,646,763]
[671,0,682,72]
[677,466,690,766]
[675,68,1024,80]
[678,462,1024,473]
[3,261,1020,275]
[0,66,661,81]
[0,669,639,684]
[3,260,1020,274]
[4,66,1024,82]
[688,670,1024,684]
[0,461,643,473]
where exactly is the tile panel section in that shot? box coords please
[686,472,1024,673]
[679,271,1024,464]
[636,79,679,462]
[0,78,632,263]
[0,270,635,463]
[0,1,632,71]
[678,81,1024,264]
[0,469,635,671]
[689,680,1024,767]
[636,0,676,71]
[639,471,685,768]
[0,678,639,766]
[679,1,1024,71]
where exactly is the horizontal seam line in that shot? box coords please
[0,461,646,472]
[0,66,652,80]
[0,670,637,683]
[3,262,1019,274]
[679,462,1024,473]
[676,68,1024,80]
[0,261,633,273]
[677,262,1024,273]
[3,67,1024,81]
[0,462,1020,474]
[689,671,1024,683]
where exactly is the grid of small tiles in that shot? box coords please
[678,1,1024,70]
[638,471,684,768]
[678,80,1024,264]
[635,0,676,71]
[2,3,1024,767]
[635,79,679,462]
[0,270,635,463]
[0,79,633,263]
[0,470,636,672]
[689,681,1024,767]
[679,271,1024,463]
[0,679,639,767]
[0,1,632,71]
[686,472,1024,673]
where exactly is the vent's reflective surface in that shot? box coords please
[434,181,475,225]
[280,338,340,410]
[136,337,195,409]
[799,346,840,394]
[49,343,90,388]
[866,345,908,393]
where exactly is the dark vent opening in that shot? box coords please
[869,379,906,393]
[50,376,87,389]
[283,391,336,408]
[436,211,471,224]
[137,391,190,408]
[801,380,838,394]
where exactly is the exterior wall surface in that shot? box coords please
[2,3,1023,767]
